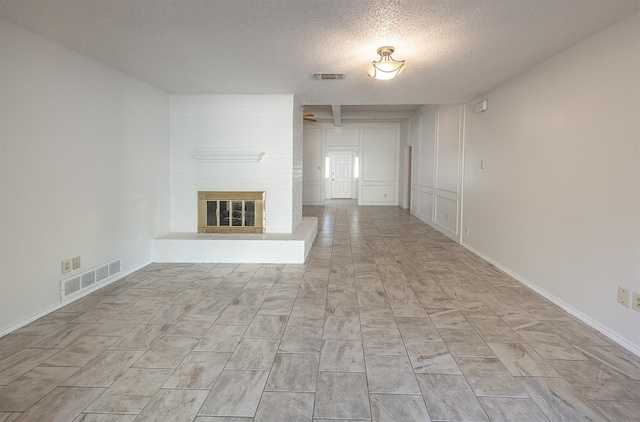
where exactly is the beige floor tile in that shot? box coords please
[109,324,171,350]
[370,394,430,422]
[163,314,218,337]
[591,400,640,422]
[279,325,323,354]
[163,351,230,389]
[456,357,528,397]
[0,412,21,422]
[574,345,640,380]
[217,305,260,325]
[86,368,172,413]
[266,353,319,392]
[0,366,79,411]
[73,414,136,422]
[319,339,365,372]
[518,331,587,361]
[61,350,144,387]
[288,306,325,326]
[200,370,269,417]
[225,338,279,370]
[362,326,406,356]
[365,354,421,394]
[549,359,639,401]
[195,325,246,352]
[135,389,209,421]
[396,317,440,341]
[488,343,560,377]
[519,377,607,421]
[133,336,198,368]
[429,309,472,330]
[0,349,59,385]
[446,341,495,358]
[479,397,550,422]
[254,392,314,422]
[0,335,41,361]
[322,315,361,340]
[244,315,288,338]
[314,372,370,419]
[12,387,104,422]
[26,323,98,349]
[416,373,488,421]
[405,341,461,375]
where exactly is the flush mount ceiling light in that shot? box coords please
[366,46,405,80]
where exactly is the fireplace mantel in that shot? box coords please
[192,152,265,163]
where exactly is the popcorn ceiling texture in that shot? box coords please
[1,0,638,105]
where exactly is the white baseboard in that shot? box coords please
[410,209,460,243]
[461,242,640,357]
[0,260,152,338]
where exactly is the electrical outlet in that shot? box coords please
[617,287,630,307]
[72,256,81,270]
[445,214,449,221]
[632,292,640,312]
[61,259,72,274]
[465,228,469,235]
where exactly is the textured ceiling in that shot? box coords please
[1,0,639,106]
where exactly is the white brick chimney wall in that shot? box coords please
[170,94,300,234]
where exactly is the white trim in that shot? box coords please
[410,209,459,242]
[0,260,152,338]
[461,242,640,357]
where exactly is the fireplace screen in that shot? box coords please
[198,191,265,233]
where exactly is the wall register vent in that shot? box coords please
[60,258,122,301]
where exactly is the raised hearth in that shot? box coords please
[152,217,317,264]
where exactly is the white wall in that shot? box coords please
[0,19,170,334]
[398,122,410,208]
[302,123,400,206]
[303,128,324,204]
[463,12,640,352]
[407,105,464,241]
[170,94,300,234]
[292,98,304,230]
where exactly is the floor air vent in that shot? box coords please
[96,264,109,282]
[61,258,122,301]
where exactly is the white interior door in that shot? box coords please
[331,155,353,198]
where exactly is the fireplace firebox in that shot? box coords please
[197,191,265,233]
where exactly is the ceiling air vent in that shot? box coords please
[313,73,344,80]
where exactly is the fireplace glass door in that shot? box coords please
[198,191,265,233]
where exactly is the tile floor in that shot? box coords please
[1,201,640,421]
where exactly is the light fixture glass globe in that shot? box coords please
[366,46,406,80]
[366,61,405,80]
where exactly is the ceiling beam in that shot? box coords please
[331,105,342,127]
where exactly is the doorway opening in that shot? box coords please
[326,154,357,199]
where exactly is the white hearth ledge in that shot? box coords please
[152,217,317,264]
